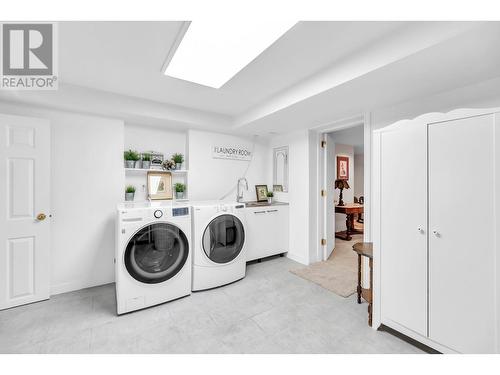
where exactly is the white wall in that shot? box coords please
[124,124,187,201]
[0,101,123,295]
[354,153,364,198]
[268,130,311,265]
[308,130,319,263]
[188,130,269,202]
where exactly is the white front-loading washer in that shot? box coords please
[115,201,191,315]
[191,201,247,291]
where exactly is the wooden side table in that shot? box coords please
[335,204,364,241]
[352,242,373,326]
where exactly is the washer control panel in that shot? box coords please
[153,210,163,219]
[173,207,189,217]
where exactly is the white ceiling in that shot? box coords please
[58,21,407,115]
[239,22,500,135]
[2,21,500,136]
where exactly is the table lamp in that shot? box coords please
[335,179,350,206]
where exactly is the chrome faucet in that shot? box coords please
[236,177,248,203]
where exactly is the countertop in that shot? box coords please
[244,201,289,208]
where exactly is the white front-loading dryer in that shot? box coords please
[115,201,191,314]
[191,201,247,291]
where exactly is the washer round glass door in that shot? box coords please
[124,223,189,284]
[202,214,245,264]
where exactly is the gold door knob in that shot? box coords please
[37,213,47,221]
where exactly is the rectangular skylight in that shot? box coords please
[164,20,296,89]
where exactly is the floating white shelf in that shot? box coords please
[125,168,188,174]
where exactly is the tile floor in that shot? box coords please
[0,257,424,354]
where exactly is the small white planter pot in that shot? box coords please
[175,163,182,170]
[176,191,184,199]
[125,160,135,168]
[267,197,273,204]
[125,192,135,201]
[142,161,150,169]
[135,160,142,169]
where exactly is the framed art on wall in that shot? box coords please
[255,185,269,202]
[336,156,349,180]
[147,171,173,200]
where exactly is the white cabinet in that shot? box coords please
[379,119,428,336]
[374,108,500,353]
[245,205,289,261]
[428,114,496,353]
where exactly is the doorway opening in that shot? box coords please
[321,124,365,296]
[292,114,371,299]
[297,114,371,299]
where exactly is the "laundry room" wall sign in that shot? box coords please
[212,145,252,161]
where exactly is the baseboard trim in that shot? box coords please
[50,278,114,295]
[379,324,440,354]
[286,252,309,265]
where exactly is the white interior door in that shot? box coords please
[0,113,50,310]
[324,134,335,260]
[380,120,427,336]
[428,114,496,353]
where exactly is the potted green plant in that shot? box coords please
[266,191,274,204]
[123,149,135,168]
[142,153,151,169]
[124,149,140,168]
[174,183,186,199]
[125,185,135,201]
[172,153,184,170]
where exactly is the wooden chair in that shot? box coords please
[352,242,373,326]
[357,196,364,223]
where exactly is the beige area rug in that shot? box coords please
[290,234,363,298]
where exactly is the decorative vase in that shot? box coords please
[125,160,135,168]
[125,192,134,201]
[267,197,273,204]
[142,161,150,169]
[135,160,142,169]
[175,163,182,170]
[176,191,184,199]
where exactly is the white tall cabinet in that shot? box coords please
[373,108,500,353]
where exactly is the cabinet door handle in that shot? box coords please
[267,209,278,213]
[417,227,424,233]
[254,211,266,214]
[433,230,440,237]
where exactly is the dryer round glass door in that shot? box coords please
[124,223,189,284]
[202,214,245,264]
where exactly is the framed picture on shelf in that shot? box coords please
[255,185,269,202]
[273,184,283,192]
[147,171,172,200]
[336,156,349,180]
